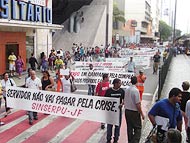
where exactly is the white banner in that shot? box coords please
[6,86,120,125]
[119,48,156,58]
[106,56,151,67]
[74,62,125,72]
[71,70,134,87]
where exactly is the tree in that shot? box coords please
[175,29,182,38]
[113,3,126,29]
[159,20,172,41]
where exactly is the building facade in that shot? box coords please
[0,0,63,74]
[114,0,154,44]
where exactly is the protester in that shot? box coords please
[60,72,75,93]
[124,57,136,73]
[54,56,64,70]
[105,78,125,143]
[162,49,168,62]
[88,64,95,96]
[15,55,24,79]
[124,76,144,143]
[1,72,16,117]
[136,69,146,100]
[0,81,4,125]
[186,96,190,143]
[180,81,190,132]
[29,53,39,70]
[148,88,182,142]
[8,52,17,76]
[153,52,161,74]
[95,73,109,129]
[167,129,182,143]
[25,70,42,125]
[41,70,54,91]
[41,55,48,71]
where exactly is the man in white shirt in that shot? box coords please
[25,70,42,125]
[124,57,136,73]
[124,76,144,143]
[186,100,190,142]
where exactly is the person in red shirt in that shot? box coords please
[136,69,146,100]
[95,73,110,129]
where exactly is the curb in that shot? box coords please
[140,85,158,143]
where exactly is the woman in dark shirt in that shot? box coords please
[41,70,54,91]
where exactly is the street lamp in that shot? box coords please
[173,0,177,45]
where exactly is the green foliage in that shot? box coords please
[113,3,126,24]
[159,20,172,41]
[175,29,182,38]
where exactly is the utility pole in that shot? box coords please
[173,0,177,45]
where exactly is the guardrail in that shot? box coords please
[157,49,173,100]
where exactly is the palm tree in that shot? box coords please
[113,3,126,29]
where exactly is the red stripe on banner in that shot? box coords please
[22,117,75,143]
[62,121,100,143]
[0,113,46,143]
[1,110,26,123]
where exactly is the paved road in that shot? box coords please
[0,62,158,143]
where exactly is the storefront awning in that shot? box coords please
[0,19,63,30]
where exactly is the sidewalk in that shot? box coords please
[140,54,190,142]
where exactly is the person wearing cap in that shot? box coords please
[136,69,146,100]
[105,78,125,143]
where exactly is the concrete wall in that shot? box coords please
[53,4,108,51]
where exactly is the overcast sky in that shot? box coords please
[176,0,190,34]
[162,0,190,34]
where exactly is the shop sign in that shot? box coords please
[0,0,52,23]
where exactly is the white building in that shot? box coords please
[114,0,153,44]
[151,0,161,41]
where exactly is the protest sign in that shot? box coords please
[6,86,120,125]
[60,69,70,75]
[106,56,151,67]
[74,62,124,72]
[71,70,134,87]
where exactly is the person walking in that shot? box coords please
[8,52,17,76]
[136,69,146,100]
[153,52,161,74]
[105,78,125,143]
[185,96,190,143]
[0,82,4,125]
[123,57,136,73]
[124,76,145,143]
[148,88,182,142]
[29,53,39,70]
[95,73,109,129]
[60,72,75,93]
[88,64,95,95]
[25,70,42,125]
[41,70,54,91]
[15,55,24,79]
[1,72,16,117]
[179,81,190,134]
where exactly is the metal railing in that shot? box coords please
[157,49,173,100]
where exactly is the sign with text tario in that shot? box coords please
[0,0,52,23]
[6,86,120,125]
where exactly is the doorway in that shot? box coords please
[5,44,19,70]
